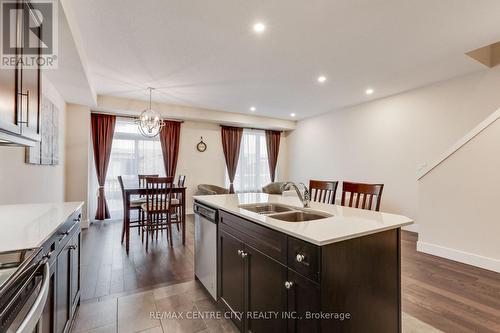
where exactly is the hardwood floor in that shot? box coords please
[401,231,500,333]
[81,218,500,332]
[81,216,195,301]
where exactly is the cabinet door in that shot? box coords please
[55,244,71,333]
[69,230,81,316]
[246,245,287,333]
[218,229,245,331]
[286,270,321,333]
[0,67,18,130]
[17,1,40,139]
[18,66,40,138]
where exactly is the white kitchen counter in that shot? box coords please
[193,193,413,245]
[0,202,84,252]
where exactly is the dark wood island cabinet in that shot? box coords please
[217,209,401,333]
[40,208,81,333]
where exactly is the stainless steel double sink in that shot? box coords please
[239,203,332,222]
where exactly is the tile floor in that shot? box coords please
[72,279,441,333]
[72,280,238,333]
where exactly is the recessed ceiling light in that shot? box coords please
[317,75,327,83]
[253,22,266,33]
[365,88,374,95]
[250,106,256,112]
[290,113,296,117]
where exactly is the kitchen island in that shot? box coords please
[194,193,412,333]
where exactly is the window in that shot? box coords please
[89,118,165,221]
[226,129,272,192]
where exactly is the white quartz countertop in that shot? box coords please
[193,193,413,246]
[0,202,84,252]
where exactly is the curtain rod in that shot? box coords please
[91,111,184,123]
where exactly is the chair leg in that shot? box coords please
[145,214,150,252]
[141,211,145,243]
[176,208,180,231]
[155,216,161,241]
[121,218,126,244]
[168,214,173,247]
[137,210,141,235]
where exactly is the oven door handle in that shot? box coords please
[16,262,50,333]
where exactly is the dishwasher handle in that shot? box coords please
[194,202,217,223]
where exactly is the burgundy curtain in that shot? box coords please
[91,113,116,220]
[159,121,181,177]
[265,130,281,182]
[221,126,243,193]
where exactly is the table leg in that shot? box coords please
[182,190,186,245]
[125,193,131,254]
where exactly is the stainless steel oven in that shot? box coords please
[0,248,50,333]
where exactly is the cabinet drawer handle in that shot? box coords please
[73,217,81,222]
[284,281,293,289]
[68,245,77,250]
[240,252,248,259]
[237,249,243,256]
[296,254,306,263]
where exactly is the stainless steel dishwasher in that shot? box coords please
[194,201,217,300]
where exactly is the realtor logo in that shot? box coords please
[1,0,58,69]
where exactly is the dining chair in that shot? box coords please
[118,176,144,243]
[141,176,178,250]
[341,181,384,211]
[138,174,159,189]
[171,175,186,231]
[137,174,159,223]
[309,180,339,204]
[177,175,186,187]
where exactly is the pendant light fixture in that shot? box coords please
[136,87,164,137]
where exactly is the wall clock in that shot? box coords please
[197,137,207,152]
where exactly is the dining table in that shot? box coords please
[121,179,187,253]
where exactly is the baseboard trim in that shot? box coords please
[417,241,500,273]
[402,223,419,233]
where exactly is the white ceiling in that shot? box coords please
[66,0,500,119]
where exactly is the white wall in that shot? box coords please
[177,121,288,213]
[0,79,66,205]
[65,104,91,226]
[418,115,500,272]
[288,66,500,224]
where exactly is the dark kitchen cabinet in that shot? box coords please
[286,269,320,333]
[218,229,245,331]
[218,226,288,333]
[0,0,41,146]
[246,245,287,333]
[69,231,81,317]
[55,242,70,333]
[40,210,81,333]
[217,209,401,333]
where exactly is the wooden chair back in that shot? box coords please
[341,181,384,211]
[117,176,126,201]
[309,180,338,204]
[139,174,159,188]
[145,176,175,213]
[177,175,186,187]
